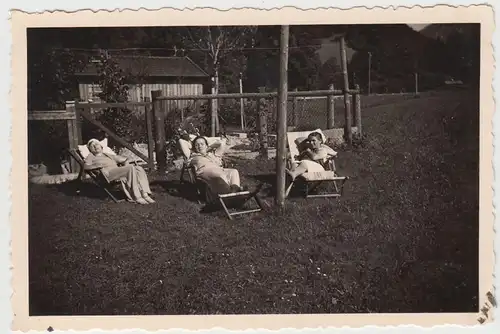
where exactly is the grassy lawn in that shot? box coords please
[28,88,479,315]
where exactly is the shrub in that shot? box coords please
[83,50,146,150]
[28,120,69,174]
[243,98,275,135]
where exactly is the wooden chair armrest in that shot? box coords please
[128,160,146,165]
[116,159,145,167]
[85,166,104,172]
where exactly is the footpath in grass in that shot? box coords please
[28,89,479,315]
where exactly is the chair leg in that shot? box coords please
[102,185,125,203]
[333,179,340,193]
[180,166,186,183]
[285,180,295,198]
[217,191,265,220]
[304,177,348,198]
[219,197,233,220]
[254,193,265,210]
[307,181,323,195]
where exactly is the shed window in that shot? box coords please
[88,84,103,101]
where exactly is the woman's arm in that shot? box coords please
[321,144,337,157]
[212,138,227,157]
[178,138,192,160]
[83,154,102,170]
[113,154,129,165]
[308,146,337,161]
[296,148,313,160]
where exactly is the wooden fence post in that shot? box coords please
[210,85,217,136]
[143,97,155,171]
[152,90,166,172]
[257,97,269,159]
[292,88,298,127]
[239,75,245,131]
[340,36,353,145]
[65,101,79,173]
[327,84,335,129]
[72,102,83,145]
[354,84,362,137]
[276,25,289,208]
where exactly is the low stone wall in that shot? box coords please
[224,127,358,160]
[117,127,360,167]
[322,127,359,146]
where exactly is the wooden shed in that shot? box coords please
[74,55,210,110]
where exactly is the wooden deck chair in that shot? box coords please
[177,136,264,219]
[286,128,349,198]
[68,138,146,203]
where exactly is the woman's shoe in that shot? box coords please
[144,195,156,204]
[136,198,149,204]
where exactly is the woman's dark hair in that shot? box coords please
[192,136,208,148]
[308,131,323,143]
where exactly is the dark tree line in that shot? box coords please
[28,24,480,111]
[343,24,480,93]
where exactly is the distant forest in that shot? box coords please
[27,23,480,110]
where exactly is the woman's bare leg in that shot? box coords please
[286,164,308,180]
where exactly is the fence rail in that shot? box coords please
[75,101,151,109]
[28,111,75,121]
[155,88,360,101]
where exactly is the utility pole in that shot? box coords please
[368,51,372,95]
[340,35,352,145]
[239,72,245,130]
[414,58,419,95]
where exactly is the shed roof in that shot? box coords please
[75,55,209,78]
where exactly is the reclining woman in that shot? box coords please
[84,138,155,205]
[188,136,243,200]
[188,136,263,207]
[286,131,338,181]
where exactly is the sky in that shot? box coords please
[407,24,430,31]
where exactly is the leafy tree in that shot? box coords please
[288,26,323,90]
[245,26,280,91]
[27,29,89,167]
[28,48,87,110]
[173,26,257,133]
[245,26,323,91]
[444,26,480,83]
[318,56,343,89]
[86,50,143,147]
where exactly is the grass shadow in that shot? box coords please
[249,173,277,198]
[48,179,126,201]
[152,179,201,203]
[249,173,310,198]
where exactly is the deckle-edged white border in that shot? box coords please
[3,0,499,333]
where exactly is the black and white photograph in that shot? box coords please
[11,4,495,331]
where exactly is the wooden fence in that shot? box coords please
[152,85,362,159]
[28,85,362,175]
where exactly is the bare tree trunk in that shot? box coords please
[214,65,220,133]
